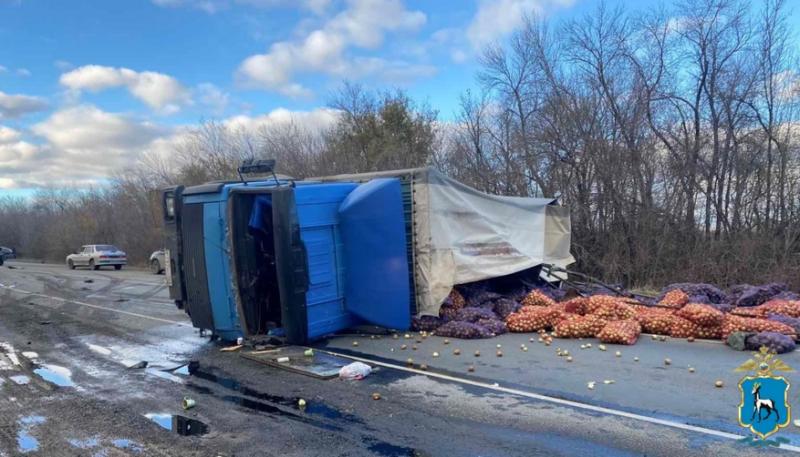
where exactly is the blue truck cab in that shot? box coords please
[164,177,413,344]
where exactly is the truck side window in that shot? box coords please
[164,192,175,221]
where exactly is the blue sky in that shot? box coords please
[0,0,797,195]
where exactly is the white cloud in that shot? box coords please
[0,65,7,73]
[196,83,230,114]
[1,105,339,189]
[54,60,74,71]
[666,16,690,35]
[467,0,575,48]
[0,91,48,119]
[427,27,471,64]
[16,68,31,77]
[237,0,427,96]
[0,141,39,168]
[775,70,800,102]
[32,105,164,152]
[223,107,340,133]
[152,0,330,14]
[451,49,468,63]
[59,65,191,113]
[0,125,21,144]
[10,105,170,187]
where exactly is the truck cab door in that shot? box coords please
[162,186,186,308]
[338,178,411,330]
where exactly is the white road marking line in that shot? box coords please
[0,285,192,327]
[321,349,800,452]
[85,293,174,308]
[6,263,165,286]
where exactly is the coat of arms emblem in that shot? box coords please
[736,346,792,439]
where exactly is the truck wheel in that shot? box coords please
[68,260,75,270]
[150,259,161,274]
[89,259,99,270]
[114,265,122,270]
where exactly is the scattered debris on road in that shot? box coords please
[182,396,196,410]
[339,361,372,380]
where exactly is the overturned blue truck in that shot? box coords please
[161,166,574,344]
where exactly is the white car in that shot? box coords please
[149,249,166,275]
[66,245,127,270]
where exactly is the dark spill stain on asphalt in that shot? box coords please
[176,365,422,453]
[185,367,359,423]
[364,438,424,457]
[183,382,344,432]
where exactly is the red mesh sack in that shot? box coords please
[722,315,796,338]
[521,290,556,308]
[553,315,608,338]
[730,306,767,318]
[659,290,689,309]
[760,300,800,318]
[675,303,724,327]
[506,307,562,332]
[591,300,636,321]
[695,325,723,340]
[597,320,642,345]
[637,309,675,335]
[548,302,569,314]
[586,295,619,314]
[627,303,651,314]
[562,296,588,315]
[669,316,700,338]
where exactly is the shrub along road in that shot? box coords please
[0,261,793,456]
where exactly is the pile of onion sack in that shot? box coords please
[411,280,800,351]
[411,281,564,339]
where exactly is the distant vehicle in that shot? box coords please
[149,250,165,275]
[0,246,14,266]
[66,245,127,270]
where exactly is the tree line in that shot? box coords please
[1,0,798,290]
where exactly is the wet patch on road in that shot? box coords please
[10,375,30,385]
[363,437,423,456]
[16,415,45,454]
[68,437,100,449]
[2,341,78,389]
[144,413,209,436]
[75,334,208,373]
[144,367,184,384]
[32,364,75,387]
[186,367,358,422]
[111,438,144,453]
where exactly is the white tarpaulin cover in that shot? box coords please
[312,168,574,316]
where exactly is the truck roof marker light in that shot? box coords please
[237,159,279,187]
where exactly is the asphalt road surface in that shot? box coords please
[0,260,798,456]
